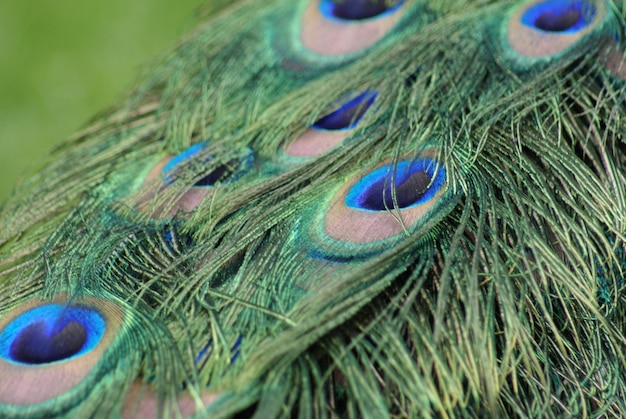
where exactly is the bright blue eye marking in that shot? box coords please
[520,0,595,33]
[313,91,377,131]
[346,158,445,211]
[161,143,253,188]
[319,0,404,21]
[162,142,208,180]
[0,304,106,364]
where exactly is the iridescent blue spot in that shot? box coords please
[319,0,404,21]
[195,336,241,366]
[230,336,242,364]
[162,143,253,188]
[162,142,208,178]
[346,159,445,211]
[0,304,105,364]
[520,0,595,33]
[196,339,213,363]
[163,223,193,254]
[313,91,377,131]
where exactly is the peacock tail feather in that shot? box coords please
[1,0,626,417]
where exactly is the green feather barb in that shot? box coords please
[1,0,626,417]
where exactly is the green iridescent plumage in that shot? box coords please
[1,0,626,417]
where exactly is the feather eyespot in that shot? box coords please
[136,143,253,218]
[301,0,407,55]
[162,142,252,188]
[504,0,609,65]
[307,150,457,258]
[286,91,377,158]
[3,306,103,364]
[0,297,124,405]
[312,90,377,131]
[346,159,445,211]
[521,0,594,33]
[319,0,404,21]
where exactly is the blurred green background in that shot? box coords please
[0,0,209,202]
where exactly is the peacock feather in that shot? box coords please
[1,0,626,417]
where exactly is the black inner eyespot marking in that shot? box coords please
[9,320,87,364]
[360,171,432,210]
[323,0,403,21]
[534,9,581,32]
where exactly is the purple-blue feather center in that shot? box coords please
[313,91,377,131]
[0,304,106,365]
[346,159,445,211]
[320,0,404,21]
[520,0,595,33]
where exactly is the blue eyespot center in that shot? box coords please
[313,91,377,131]
[346,159,445,211]
[319,0,404,21]
[0,304,106,364]
[10,321,87,364]
[521,0,595,33]
[162,143,253,187]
